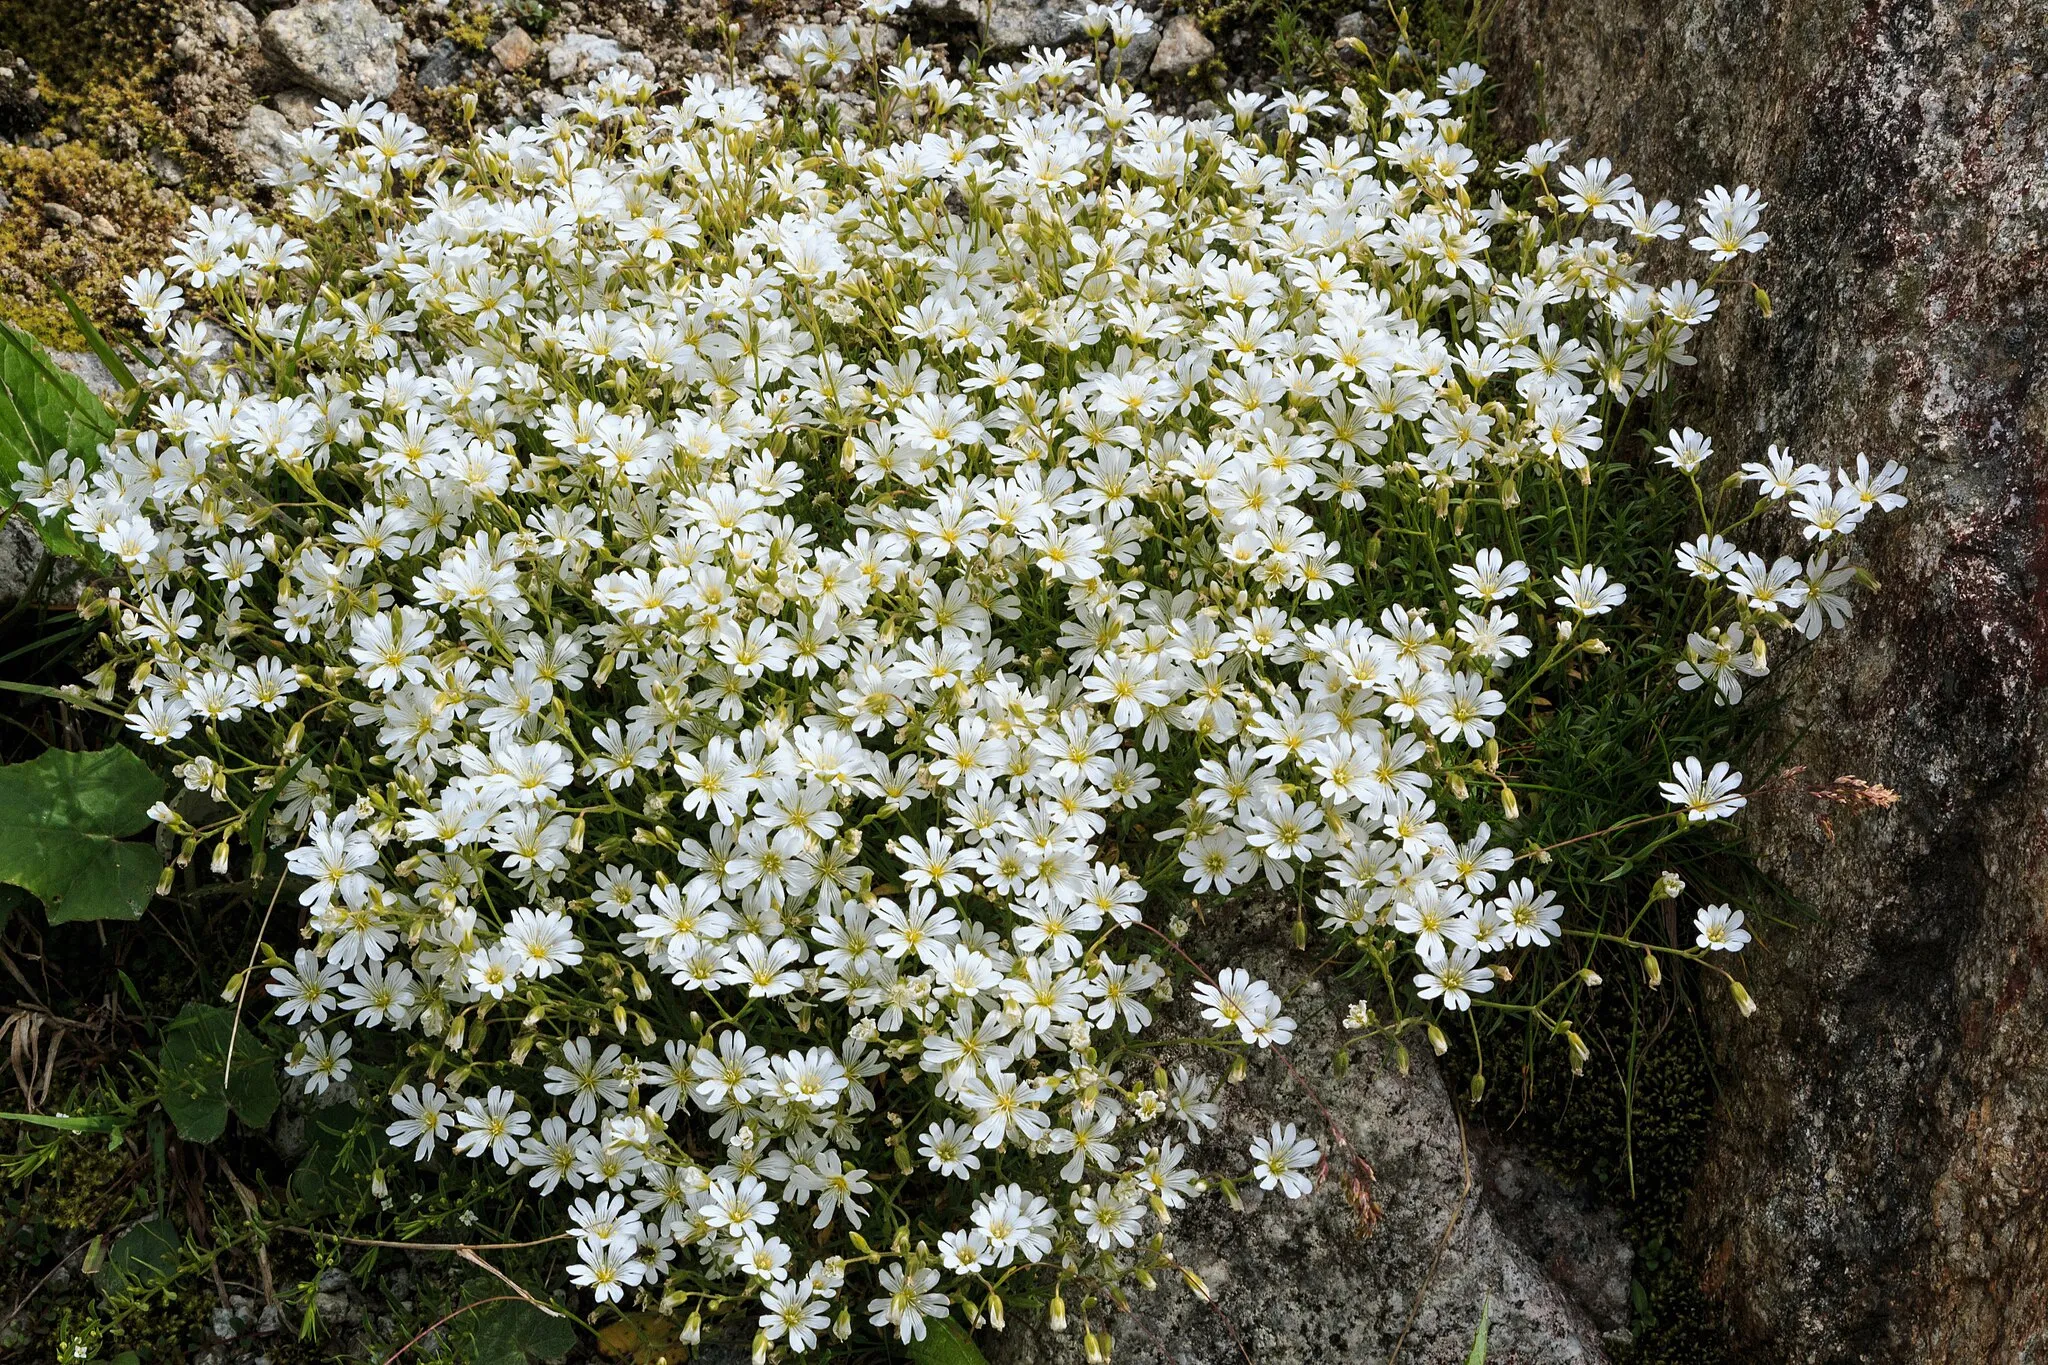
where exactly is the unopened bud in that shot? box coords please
[1644,950,1663,989]
[1179,1266,1212,1302]
[987,1290,1005,1330]
[1427,1023,1448,1056]
[1048,1294,1068,1332]
[1566,1030,1589,1074]
[1292,917,1307,950]
[1500,786,1520,820]
[1730,979,1758,1017]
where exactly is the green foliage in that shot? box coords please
[458,1296,580,1364]
[1466,1295,1491,1364]
[95,1218,181,1295]
[906,1318,994,1365]
[0,316,113,556]
[0,745,163,924]
[155,1002,280,1143]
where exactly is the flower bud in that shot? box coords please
[1731,980,1758,1016]
[1048,1293,1068,1331]
[1427,1023,1448,1056]
[1644,950,1663,989]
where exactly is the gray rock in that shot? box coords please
[1494,0,2048,1358]
[992,901,1609,1365]
[211,1,260,51]
[273,87,325,127]
[260,0,404,103]
[1147,15,1214,79]
[415,37,473,90]
[39,202,82,229]
[1470,1131,1632,1331]
[911,0,1086,53]
[1333,11,1366,40]
[233,104,298,176]
[49,350,122,404]
[545,31,653,84]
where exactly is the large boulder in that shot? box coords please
[260,0,403,104]
[991,900,1620,1365]
[1492,2,2048,1359]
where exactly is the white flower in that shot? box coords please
[1660,757,1747,822]
[1247,1122,1320,1198]
[1553,564,1627,616]
[1694,904,1752,952]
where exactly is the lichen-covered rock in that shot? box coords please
[1492,2,2048,1359]
[990,901,1614,1365]
[259,0,403,103]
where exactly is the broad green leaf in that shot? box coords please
[0,318,115,559]
[157,1003,280,1143]
[96,1219,182,1295]
[0,746,164,925]
[467,1298,578,1364]
[905,1317,990,1365]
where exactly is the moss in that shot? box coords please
[0,141,183,347]
[445,1,498,53]
[1447,977,1730,1364]
[0,0,199,343]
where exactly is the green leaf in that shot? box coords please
[96,1219,182,1295]
[1,1110,125,1135]
[48,281,140,395]
[905,1317,989,1365]
[0,319,115,558]
[157,1003,279,1143]
[0,746,164,925]
[1465,1295,1491,1365]
[467,1299,578,1364]
[245,752,311,882]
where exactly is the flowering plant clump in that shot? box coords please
[16,9,1904,1352]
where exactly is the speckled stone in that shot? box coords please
[1492,3,2048,1359]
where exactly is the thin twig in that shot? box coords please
[379,1293,525,1365]
[222,871,289,1090]
[280,1227,575,1253]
